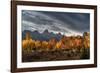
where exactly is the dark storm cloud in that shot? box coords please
[22,10,90,35]
[40,11,90,32]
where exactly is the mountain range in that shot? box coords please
[22,29,63,41]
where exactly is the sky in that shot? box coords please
[22,10,90,36]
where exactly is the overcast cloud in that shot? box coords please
[22,10,90,36]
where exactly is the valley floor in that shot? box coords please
[22,48,90,62]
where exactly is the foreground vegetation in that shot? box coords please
[22,32,90,62]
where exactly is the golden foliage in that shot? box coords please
[22,32,90,51]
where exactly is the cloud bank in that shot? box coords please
[22,10,90,36]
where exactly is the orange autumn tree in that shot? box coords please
[47,38,57,50]
[22,31,90,51]
[41,41,48,51]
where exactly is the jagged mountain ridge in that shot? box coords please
[22,29,63,41]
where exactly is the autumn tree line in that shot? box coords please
[22,32,90,52]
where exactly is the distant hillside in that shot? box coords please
[22,29,63,41]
